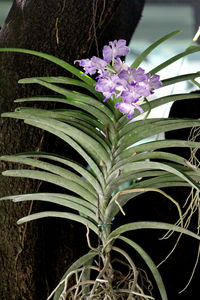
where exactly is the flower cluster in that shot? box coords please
[75,40,162,118]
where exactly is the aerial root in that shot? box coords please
[47,249,154,300]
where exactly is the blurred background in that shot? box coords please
[126,0,200,119]
[0,0,12,26]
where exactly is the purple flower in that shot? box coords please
[95,73,127,101]
[135,73,162,97]
[130,68,147,83]
[74,56,107,76]
[103,40,130,63]
[149,74,162,89]
[134,84,152,98]
[121,85,140,103]
[74,58,96,75]
[118,67,147,86]
[115,100,144,119]
[113,58,129,73]
[74,39,162,119]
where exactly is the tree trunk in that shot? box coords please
[0,1,145,299]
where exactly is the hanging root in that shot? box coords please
[47,245,154,300]
[111,187,183,228]
[159,126,200,286]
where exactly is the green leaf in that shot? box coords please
[118,119,200,151]
[18,76,102,100]
[1,111,105,186]
[113,151,186,171]
[28,78,114,122]
[150,45,200,75]
[120,161,199,190]
[106,151,193,194]
[119,139,200,159]
[105,177,193,223]
[13,95,114,126]
[161,72,200,87]
[104,160,199,217]
[109,221,200,240]
[117,93,200,125]
[24,117,111,168]
[17,211,99,235]
[119,236,168,300]
[2,193,98,222]
[119,118,200,138]
[132,172,200,190]
[13,152,103,193]
[1,155,97,196]
[2,169,97,204]
[10,107,111,152]
[131,30,181,69]
[2,192,96,211]
[0,48,95,86]
[62,119,111,152]
[26,119,105,186]
[1,109,111,174]
[13,106,106,132]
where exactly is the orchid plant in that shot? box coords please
[75,39,162,118]
[1,30,200,300]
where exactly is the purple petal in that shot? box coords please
[149,74,162,89]
[103,40,130,63]
[103,45,113,63]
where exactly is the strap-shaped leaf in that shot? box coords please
[132,172,200,190]
[17,211,98,235]
[14,95,113,126]
[1,155,97,196]
[109,221,200,240]
[120,161,199,190]
[2,109,110,170]
[161,72,200,87]
[107,166,200,219]
[106,157,190,195]
[150,45,200,75]
[113,151,186,171]
[0,48,95,86]
[24,117,110,168]
[23,118,105,186]
[131,30,181,69]
[14,152,103,193]
[117,93,200,127]
[119,236,168,300]
[9,107,111,152]
[105,180,192,223]
[29,78,114,122]
[1,192,96,212]
[119,139,200,159]
[118,119,200,151]
[105,161,199,207]
[19,76,102,100]
[119,117,200,138]
[13,107,106,132]
[63,119,111,152]
[2,169,97,204]
[1,193,97,222]
[118,118,165,137]
[1,110,105,185]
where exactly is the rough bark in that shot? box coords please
[0,0,145,299]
